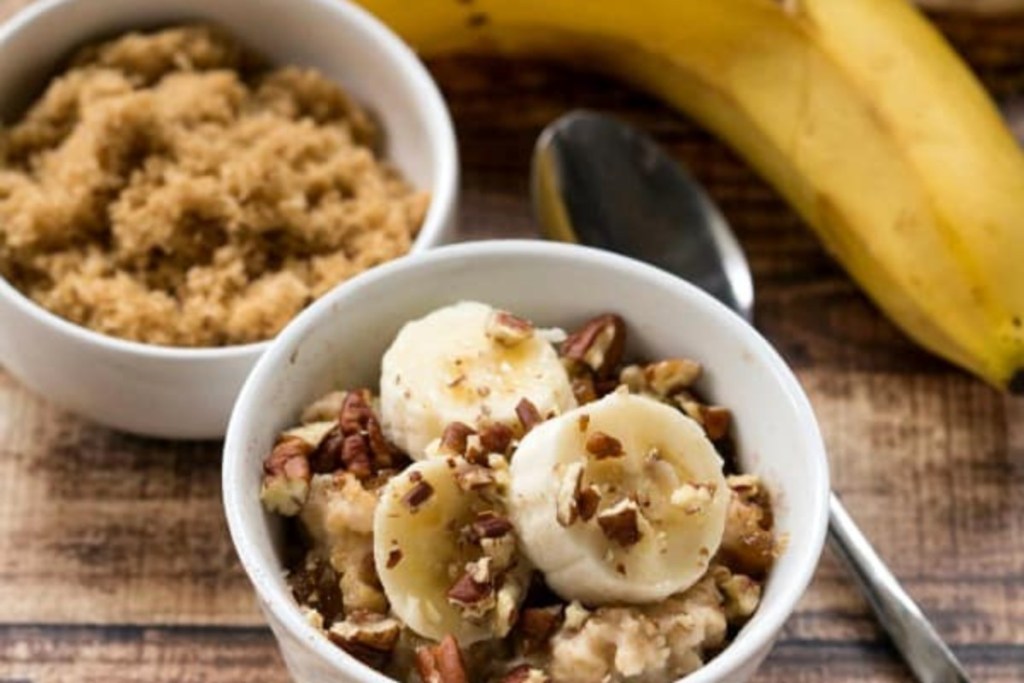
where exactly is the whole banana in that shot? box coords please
[357,0,1024,392]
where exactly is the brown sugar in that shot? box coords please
[0,25,428,347]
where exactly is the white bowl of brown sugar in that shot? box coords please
[0,0,458,438]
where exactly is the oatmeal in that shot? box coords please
[259,303,778,682]
[0,25,427,346]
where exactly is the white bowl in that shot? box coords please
[223,240,830,683]
[0,0,458,439]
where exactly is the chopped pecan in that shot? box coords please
[644,359,701,396]
[260,436,313,515]
[415,635,468,683]
[471,511,514,540]
[517,605,564,655]
[448,558,499,624]
[487,310,535,346]
[455,463,497,492]
[288,557,343,626]
[341,434,373,480]
[339,389,375,435]
[481,534,516,572]
[402,480,435,510]
[327,613,401,667]
[366,416,398,468]
[386,547,403,569]
[439,422,475,455]
[516,398,543,433]
[561,314,626,378]
[447,569,493,607]
[700,405,732,440]
[576,485,601,522]
[309,425,345,474]
[479,421,514,455]
[596,499,644,547]
[570,375,598,405]
[719,485,775,578]
[585,431,624,459]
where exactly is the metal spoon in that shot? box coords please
[531,110,971,683]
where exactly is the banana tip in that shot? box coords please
[1010,370,1024,396]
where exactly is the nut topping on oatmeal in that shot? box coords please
[596,498,645,548]
[327,613,401,667]
[584,431,624,459]
[447,565,495,615]
[487,310,536,347]
[562,314,627,378]
[644,359,702,396]
[479,422,515,456]
[263,308,776,683]
[471,511,514,540]
[515,398,544,433]
[402,480,435,509]
[517,605,565,655]
[260,437,313,516]
[415,635,469,683]
[440,422,476,455]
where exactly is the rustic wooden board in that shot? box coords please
[2,2,1024,681]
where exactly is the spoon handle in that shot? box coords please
[827,493,971,683]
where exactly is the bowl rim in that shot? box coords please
[223,239,831,683]
[0,0,458,361]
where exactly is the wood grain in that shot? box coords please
[2,2,1024,682]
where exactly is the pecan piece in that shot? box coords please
[479,421,514,455]
[439,422,475,455]
[402,480,435,510]
[327,613,401,668]
[339,389,375,435]
[561,314,626,378]
[447,562,494,618]
[341,434,373,480]
[644,359,702,396]
[487,310,535,346]
[585,431,624,459]
[596,499,644,547]
[570,375,598,405]
[415,635,469,683]
[515,398,543,433]
[260,436,313,515]
[471,511,514,540]
[517,605,564,655]
[576,485,601,522]
[700,405,732,441]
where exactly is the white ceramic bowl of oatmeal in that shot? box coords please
[223,240,830,683]
[0,0,457,439]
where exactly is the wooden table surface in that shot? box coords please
[2,4,1024,682]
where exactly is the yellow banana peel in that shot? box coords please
[356,0,1024,392]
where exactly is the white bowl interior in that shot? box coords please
[224,241,829,683]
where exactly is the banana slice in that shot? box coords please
[373,456,529,644]
[379,301,576,458]
[509,392,729,605]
